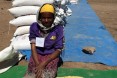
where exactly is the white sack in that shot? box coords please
[10,34,31,50]
[14,26,30,36]
[0,46,14,62]
[12,0,54,7]
[0,52,23,73]
[9,15,63,27]
[8,6,40,17]
[9,15,36,26]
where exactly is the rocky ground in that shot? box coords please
[0,0,117,70]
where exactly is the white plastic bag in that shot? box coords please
[0,46,14,62]
[54,16,62,25]
[70,0,78,4]
[0,51,23,73]
[8,6,40,17]
[55,0,69,5]
[10,34,31,50]
[12,0,54,7]
[0,66,12,74]
[65,7,72,16]
[14,26,30,36]
[9,15,36,26]
[61,0,69,5]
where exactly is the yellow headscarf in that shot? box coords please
[40,4,55,13]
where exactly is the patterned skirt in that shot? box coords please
[24,54,59,78]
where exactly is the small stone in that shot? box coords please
[82,46,96,54]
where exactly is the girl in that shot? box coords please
[24,3,64,78]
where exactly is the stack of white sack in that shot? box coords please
[9,0,72,50]
[0,46,23,73]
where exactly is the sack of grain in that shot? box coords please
[10,34,31,50]
[0,46,13,62]
[12,0,54,7]
[8,6,40,17]
[14,26,30,36]
[9,15,36,26]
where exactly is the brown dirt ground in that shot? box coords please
[0,0,117,70]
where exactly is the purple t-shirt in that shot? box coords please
[29,22,64,55]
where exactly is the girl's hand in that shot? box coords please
[35,62,46,78]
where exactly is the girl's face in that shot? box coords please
[39,12,55,28]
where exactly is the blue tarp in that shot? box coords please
[20,0,117,66]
